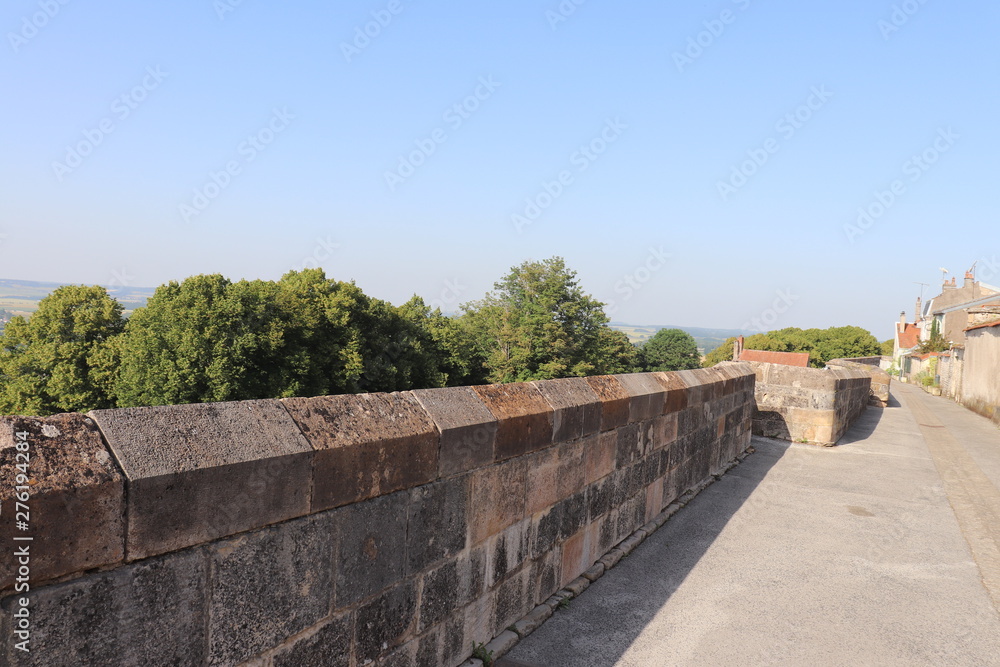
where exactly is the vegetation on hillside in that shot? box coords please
[702,326,883,368]
[0,258,639,415]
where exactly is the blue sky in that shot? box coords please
[2,0,998,340]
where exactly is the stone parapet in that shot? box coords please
[0,367,757,666]
[736,361,871,446]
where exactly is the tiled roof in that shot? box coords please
[965,318,1000,332]
[738,349,811,367]
[897,323,920,349]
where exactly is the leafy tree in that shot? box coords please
[460,257,632,383]
[918,319,949,353]
[0,286,124,415]
[638,328,701,372]
[881,338,894,356]
[703,326,882,369]
[112,270,385,406]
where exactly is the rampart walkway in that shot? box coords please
[502,383,1000,666]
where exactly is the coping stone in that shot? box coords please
[282,392,438,511]
[0,414,124,591]
[90,399,312,560]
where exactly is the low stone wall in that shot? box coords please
[961,324,1000,426]
[738,361,871,446]
[0,366,755,666]
[826,359,892,407]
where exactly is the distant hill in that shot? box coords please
[0,278,156,323]
[610,322,745,355]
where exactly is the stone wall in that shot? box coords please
[961,324,1000,425]
[826,359,892,407]
[0,366,756,666]
[739,361,871,446]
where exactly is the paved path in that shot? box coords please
[502,383,1000,666]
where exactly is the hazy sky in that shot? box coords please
[3,0,998,340]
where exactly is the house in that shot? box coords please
[732,336,810,367]
[919,271,1000,346]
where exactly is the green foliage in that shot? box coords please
[880,338,894,357]
[638,328,701,372]
[459,257,633,383]
[0,286,124,415]
[918,319,949,353]
[703,326,883,368]
[471,641,494,665]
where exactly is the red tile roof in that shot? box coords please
[965,318,1000,332]
[897,323,920,349]
[738,350,811,367]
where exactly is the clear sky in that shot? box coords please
[3,0,998,340]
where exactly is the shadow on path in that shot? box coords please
[500,438,788,667]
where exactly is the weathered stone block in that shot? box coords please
[583,431,617,484]
[337,491,408,606]
[0,414,124,592]
[468,458,527,545]
[209,513,334,665]
[273,613,353,667]
[531,377,601,442]
[355,581,417,664]
[486,518,532,588]
[0,549,207,666]
[584,376,630,431]
[413,387,498,477]
[408,475,469,573]
[614,373,667,422]
[653,371,690,413]
[471,383,553,461]
[493,567,532,636]
[282,392,438,511]
[90,399,312,560]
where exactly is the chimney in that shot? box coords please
[733,335,744,361]
[965,271,974,288]
[915,297,922,322]
[899,311,906,328]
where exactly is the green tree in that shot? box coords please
[638,328,701,372]
[0,286,124,415]
[703,326,882,369]
[881,338,894,356]
[460,257,631,383]
[918,319,949,353]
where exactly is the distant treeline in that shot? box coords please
[703,327,884,368]
[0,258,705,416]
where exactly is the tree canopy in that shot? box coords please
[0,285,124,415]
[702,326,883,368]
[0,258,636,415]
[459,257,634,383]
[637,328,701,372]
